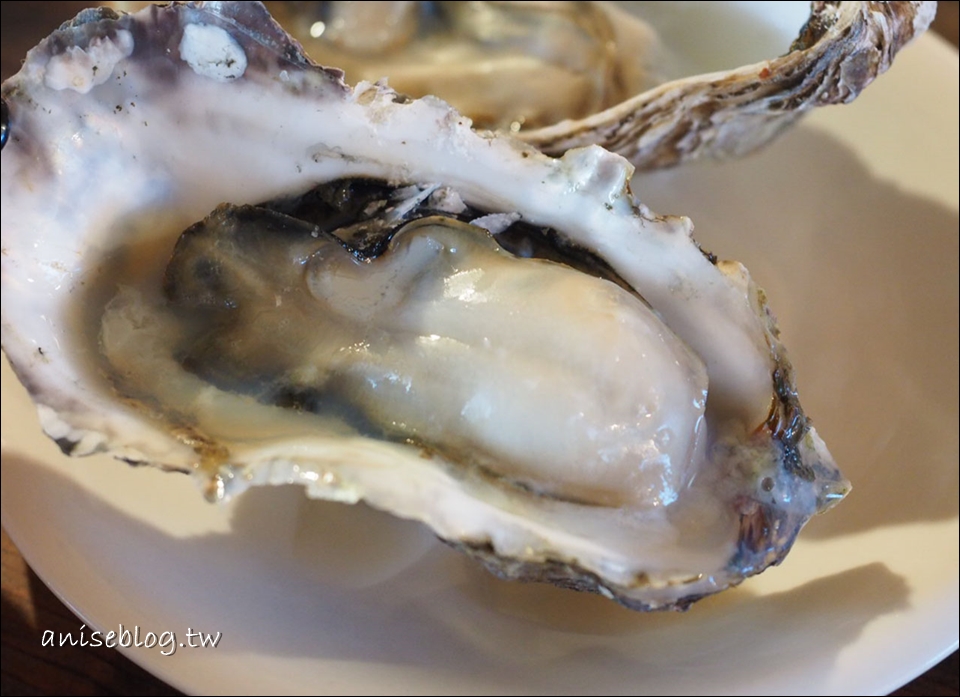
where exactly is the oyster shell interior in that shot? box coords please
[0,1,851,610]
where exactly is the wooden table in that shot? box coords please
[2,2,958,694]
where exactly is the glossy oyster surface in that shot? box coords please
[0,2,847,610]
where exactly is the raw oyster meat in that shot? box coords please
[109,1,937,169]
[1,2,849,610]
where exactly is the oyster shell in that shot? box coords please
[1,2,849,610]
[522,0,937,168]
[108,1,936,169]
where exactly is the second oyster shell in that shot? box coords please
[107,1,936,169]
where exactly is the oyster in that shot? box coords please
[1,2,849,610]
[110,1,937,169]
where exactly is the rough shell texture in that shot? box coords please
[0,2,848,611]
[521,1,936,169]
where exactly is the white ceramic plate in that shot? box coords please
[2,4,957,695]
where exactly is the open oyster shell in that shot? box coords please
[1,2,848,610]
